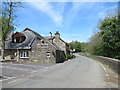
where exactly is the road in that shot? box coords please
[1,53,118,88]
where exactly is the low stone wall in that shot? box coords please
[88,55,120,74]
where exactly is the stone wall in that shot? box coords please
[53,37,67,54]
[29,40,56,63]
[4,39,66,63]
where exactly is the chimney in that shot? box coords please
[49,32,53,43]
[55,31,60,38]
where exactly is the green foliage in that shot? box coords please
[66,54,73,59]
[68,41,82,52]
[98,15,120,58]
[1,2,22,59]
[84,13,120,60]
[2,2,22,40]
[0,30,1,38]
[84,33,103,55]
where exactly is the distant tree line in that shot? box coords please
[69,12,120,60]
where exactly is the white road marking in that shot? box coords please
[8,79,18,84]
[32,71,37,73]
[100,63,106,71]
[106,74,109,77]
[0,76,16,82]
[99,63,111,87]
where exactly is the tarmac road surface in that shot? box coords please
[1,53,118,88]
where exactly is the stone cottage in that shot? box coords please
[4,28,69,63]
[45,31,69,55]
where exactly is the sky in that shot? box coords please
[14,1,118,43]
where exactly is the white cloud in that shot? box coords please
[28,2,64,26]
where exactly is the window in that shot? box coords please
[46,52,51,59]
[20,51,29,58]
[12,36,26,43]
[16,37,20,43]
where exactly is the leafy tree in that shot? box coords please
[84,13,120,59]
[1,1,21,60]
[84,33,104,55]
[69,41,82,52]
[98,14,120,59]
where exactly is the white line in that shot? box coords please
[106,74,109,77]
[0,76,16,82]
[8,79,18,84]
[32,71,37,73]
[100,63,106,71]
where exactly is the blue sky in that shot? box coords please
[14,2,118,42]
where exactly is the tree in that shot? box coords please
[1,1,21,60]
[84,33,104,55]
[69,41,82,52]
[85,12,120,59]
[98,14,120,59]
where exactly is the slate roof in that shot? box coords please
[46,40,62,50]
[5,28,43,49]
[5,28,63,50]
[44,36,69,46]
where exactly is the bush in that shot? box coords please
[114,56,120,60]
[66,54,73,59]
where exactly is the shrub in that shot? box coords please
[114,56,120,60]
[66,54,73,59]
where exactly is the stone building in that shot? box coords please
[4,28,69,63]
[45,31,69,55]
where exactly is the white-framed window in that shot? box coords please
[46,52,51,59]
[20,51,29,58]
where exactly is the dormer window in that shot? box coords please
[12,32,26,43]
